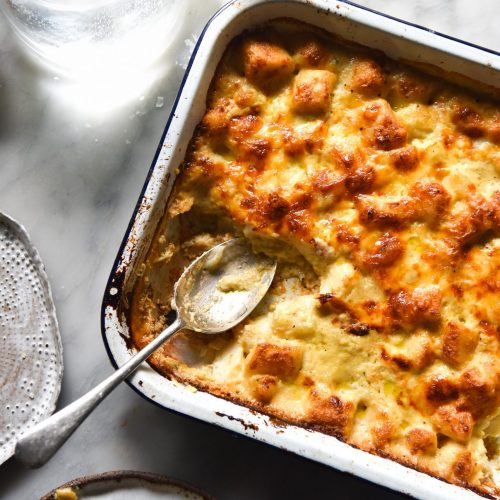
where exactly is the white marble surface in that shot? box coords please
[0,1,497,499]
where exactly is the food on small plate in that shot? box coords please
[54,488,78,500]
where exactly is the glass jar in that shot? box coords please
[1,0,187,78]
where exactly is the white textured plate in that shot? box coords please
[41,471,211,500]
[0,212,63,465]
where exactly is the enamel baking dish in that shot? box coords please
[101,1,500,498]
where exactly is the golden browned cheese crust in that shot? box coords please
[130,23,500,497]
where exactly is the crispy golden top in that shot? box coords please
[131,24,500,496]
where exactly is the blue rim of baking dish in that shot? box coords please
[100,3,499,496]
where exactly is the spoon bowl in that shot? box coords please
[175,238,277,333]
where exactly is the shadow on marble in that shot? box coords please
[111,399,410,500]
[0,72,8,140]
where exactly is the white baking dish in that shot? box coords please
[101,1,500,498]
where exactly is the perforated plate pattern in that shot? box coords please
[0,212,63,465]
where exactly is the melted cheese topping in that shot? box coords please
[130,23,500,496]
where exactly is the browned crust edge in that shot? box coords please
[147,361,498,499]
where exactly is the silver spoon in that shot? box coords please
[15,238,276,468]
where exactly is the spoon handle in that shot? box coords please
[15,316,184,468]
